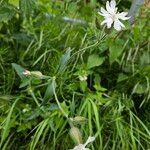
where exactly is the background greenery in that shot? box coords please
[0,0,150,149]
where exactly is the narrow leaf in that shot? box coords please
[42,80,55,105]
[58,48,71,73]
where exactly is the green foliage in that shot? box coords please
[0,5,16,22]
[12,63,26,79]
[0,0,150,150]
[87,54,104,69]
[19,0,36,19]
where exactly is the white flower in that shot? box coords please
[71,144,89,150]
[71,136,95,150]
[98,0,130,31]
[22,108,29,113]
[79,75,87,81]
[23,70,31,76]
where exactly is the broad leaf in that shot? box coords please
[87,54,104,69]
[12,63,26,79]
[108,39,123,64]
[9,0,19,7]
[0,6,16,23]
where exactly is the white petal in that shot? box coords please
[110,0,116,10]
[71,144,85,150]
[117,19,125,28]
[98,11,108,17]
[106,1,112,13]
[101,7,109,15]
[106,18,113,28]
[98,11,103,16]
[106,0,115,14]
[120,12,128,16]
[101,20,107,25]
[117,12,130,20]
[98,7,110,17]
[115,7,118,13]
[83,76,87,81]
[114,19,122,31]
[101,17,113,28]
[84,136,95,146]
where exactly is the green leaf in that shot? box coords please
[19,0,36,18]
[60,101,69,117]
[108,39,123,64]
[133,26,140,42]
[117,73,128,83]
[140,51,150,66]
[0,98,19,147]
[0,6,16,23]
[58,48,71,73]
[80,81,87,92]
[142,65,150,78]
[42,80,55,105]
[19,78,30,88]
[30,118,50,150]
[9,0,19,7]
[12,63,26,79]
[133,84,146,94]
[87,54,104,69]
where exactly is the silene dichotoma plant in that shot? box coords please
[98,0,130,31]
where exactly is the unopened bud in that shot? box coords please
[30,71,43,79]
[23,70,31,76]
[69,126,82,145]
[71,116,87,125]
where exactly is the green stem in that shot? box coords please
[52,77,73,127]
[29,88,40,107]
[52,77,68,118]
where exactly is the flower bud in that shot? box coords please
[69,126,82,145]
[30,71,43,79]
[23,70,31,76]
[72,116,87,125]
